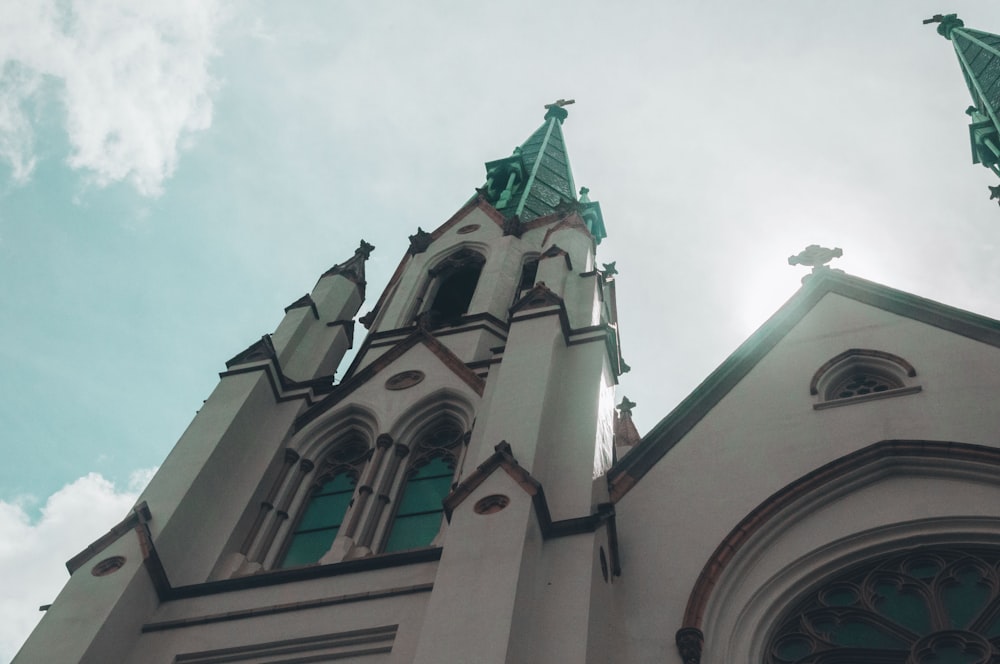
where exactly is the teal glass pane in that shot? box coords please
[383,512,442,553]
[943,566,990,629]
[396,475,452,515]
[297,490,354,531]
[280,527,337,568]
[820,584,860,607]
[773,635,813,662]
[812,617,908,650]
[873,580,931,634]
[922,643,985,664]
[983,602,1000,638]
[903,557,943,580]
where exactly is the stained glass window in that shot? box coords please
[383,456,455,553]
[279,473,356,568]
[829,372,901,399]
[766,548,1000,664]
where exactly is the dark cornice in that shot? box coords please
[67,501,153,574]
[219,335,337,405]
[294,327,486,433]
[608,270,1000,502]
[508,283,626,377]
[443,442,621,577]
[67,498,441,603]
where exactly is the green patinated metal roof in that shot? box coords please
[932,15,1000,176]
[507,107,576,222]
[481,105,606,243]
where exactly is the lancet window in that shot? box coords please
[381,422,464,553]
[514,256,539,304]
[276,438,369,568]
[766,547,1000,664]
[244,413,469,574]
[420,249,485,328]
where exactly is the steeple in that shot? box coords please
[481,100,606,242]
[928,14,1000,183]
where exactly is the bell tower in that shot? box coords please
[15,104,625,664]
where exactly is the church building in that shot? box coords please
[14,16,1000,664]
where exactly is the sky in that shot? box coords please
[2,0,1000,659]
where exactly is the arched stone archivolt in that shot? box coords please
[678,440,1000,664]
[763,543,1000,663]
[810,348,921,409]
[232,392,477,573]
[409,243,491,327]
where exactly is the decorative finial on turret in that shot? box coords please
[322,238,376,286]
[408,227,433,255]
[788,245,843,282]
[614,397,641,448]
[617,397,636,415]
[923,13,964,39]
[601,261,618,277]
[989,184,1000,205]
[543,98,575,124]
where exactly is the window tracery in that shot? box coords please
[810,349,921,410]
[276,438,369,568]
[260,414,468,570]
[382,422,463,553]
[766,547,1000,664]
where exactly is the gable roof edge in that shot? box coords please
[608,271,1000,502]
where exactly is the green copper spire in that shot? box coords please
[928,14,1000,182]
[481,101,606,242]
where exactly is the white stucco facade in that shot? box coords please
[15,113,1000,663]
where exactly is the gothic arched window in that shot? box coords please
[810,349,921,410]
[277,437,369,568]
[383,456,455,553]
[766,547,1000,663]
[514,256,539,304]
[422,249,485,328]
[279,471,357,568]
[383,424,463,553]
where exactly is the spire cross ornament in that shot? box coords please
[544,98,575,110]
[788,245,843,273]
[922,13,964,38]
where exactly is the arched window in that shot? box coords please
[277,437,369,568]
[810,349,921,410]
[514,257,539,304]
[422,249,485,328]
[383,456,456,553]
[279,471,357,568]
[766,547,1000,663]
[383,423,463,553]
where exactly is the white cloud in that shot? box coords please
[0,0,224,196]
[0,470,156,662]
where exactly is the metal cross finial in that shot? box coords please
[788,245,843,273]
[922,13,964,38]
[544,99,576,110]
